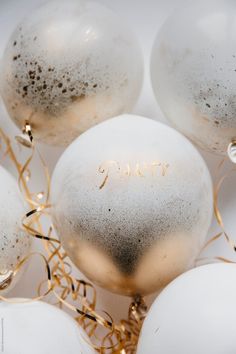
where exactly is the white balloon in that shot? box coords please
[51,114,213,296]
[0,166,31,293]
[0,299,95,354]
[0,0,143,146]
[151,0,236,155]
[137,263,236,354]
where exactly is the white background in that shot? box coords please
[0,0,236,322]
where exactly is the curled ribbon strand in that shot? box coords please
[197,158,236,266]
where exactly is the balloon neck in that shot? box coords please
[0,270,14,291]
[129,294,147,322]
[227,141,236,163]
[15,121,34,148]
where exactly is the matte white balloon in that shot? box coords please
[151,0,236,155]
[0,299,95,353]
[51,114,213,296]
[0,166,30,292]
[137,263,236,354]
[0,0,143,146]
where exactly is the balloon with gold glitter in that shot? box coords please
[51,114,213,296]
[151,0,236,158]
[0,166,31,293]
[0,299,95,353]
[0,0,143,146]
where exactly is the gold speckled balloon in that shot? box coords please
[51,114,213,296]
[151,0,236,156]
[0,0,143,146]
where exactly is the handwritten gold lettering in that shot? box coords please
[98,161,170,189]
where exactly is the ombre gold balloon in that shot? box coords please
[151,0,236,156]
[0,0,143,146]
[51,114,213,296]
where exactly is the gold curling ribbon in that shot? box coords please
[0,126,146,353]
[197,158,236,265]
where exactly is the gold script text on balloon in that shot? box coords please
[98,160,170,189]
